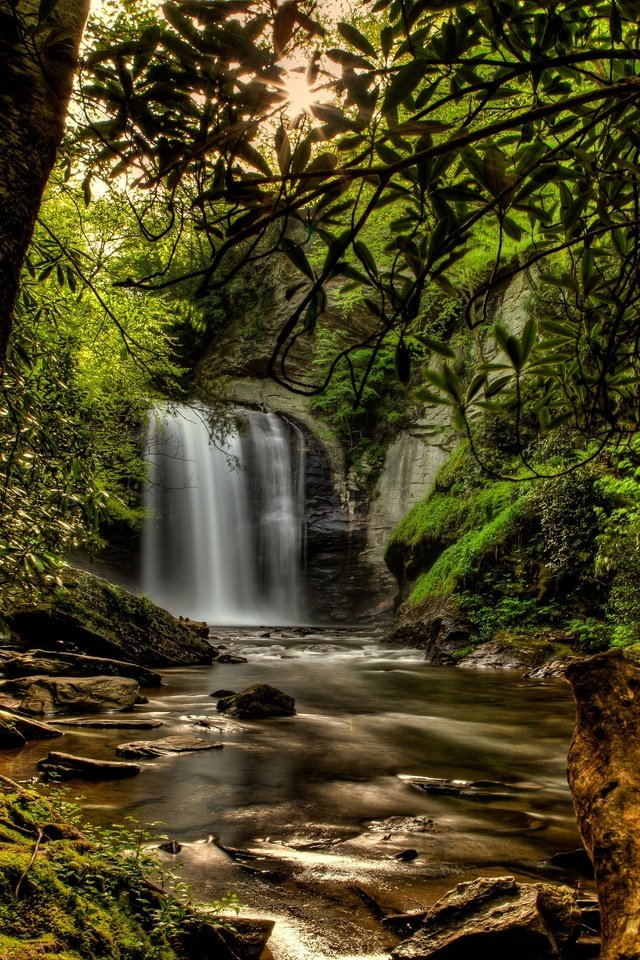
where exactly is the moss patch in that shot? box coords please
[0,786,181,960]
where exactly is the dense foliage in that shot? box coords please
[4,0,640,599]
[73,0,640,469]
[387,435,640,652]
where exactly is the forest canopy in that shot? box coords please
[71,0,640,462]
[2,0,640,594]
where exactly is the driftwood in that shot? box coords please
[566,649,640,960]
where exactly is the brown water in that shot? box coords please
[3,629,586,959]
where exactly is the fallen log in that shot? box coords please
[566,649,640,960]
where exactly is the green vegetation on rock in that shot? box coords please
[387,434,640,654]
[0,784,182,960]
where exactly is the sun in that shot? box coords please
[282,69,317,115]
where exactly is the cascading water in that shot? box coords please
[142,403,306,625]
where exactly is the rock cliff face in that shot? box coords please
[365,407,455,569]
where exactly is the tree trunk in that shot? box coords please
[566,649,640,960]
[0,0,89,368]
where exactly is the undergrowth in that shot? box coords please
[0,781,237,960]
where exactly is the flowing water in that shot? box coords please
[142,404,306,625]
[6,630,585,959]
[45,404,586,956]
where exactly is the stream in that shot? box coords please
[4,627,585,959]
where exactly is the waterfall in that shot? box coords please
[142,404,306,625]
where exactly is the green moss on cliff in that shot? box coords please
[385,440,624,649]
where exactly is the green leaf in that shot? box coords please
[380,25,394,58]
[520,316,537,364]
[353,241,378,277]
[466,373,487,402]
[273,2,296,57]
[383,60,425,114]
[501,215,523,242]
[281,238,315,280]
[414,334,456,359]
[38,0,58,21]
[337,21,378,60]
[275,126,291,174]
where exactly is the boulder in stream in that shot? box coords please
[391,876,581,959]
[6,675,140,715]
[6,568,217,667]
[216,683,295,718]
[402,775,520,801]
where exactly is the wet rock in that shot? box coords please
[54,717,163,730]
[394,849,419,862]
[2,649,161,686]
[383,911,428,937]
[213,653,248,664]
[368,816,436,834]
[305,643,341,654]
[211,689,237,698]
[457,641,543,671]
[7,675,140,715]
[386,598,471,665]
[38,750,141,780]
[525,659,579,679]
[0,708,62,741]
[0,716,26,748]
[179,915,275,960]
[6,568,216,667]
[116,736,224,758]
[217,683,295,719]
[403,776,519,801]
[177,616,209,638]
[391,876,581,959]
[159,839,182,854]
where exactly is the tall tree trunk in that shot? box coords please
[0,0,90,368]
[566,649,640,960]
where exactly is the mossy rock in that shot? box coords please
[6,569,216,668]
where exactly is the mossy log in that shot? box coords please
[566,649,640,960]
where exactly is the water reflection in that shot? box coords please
[2,630,584,959]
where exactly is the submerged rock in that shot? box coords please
[6,675,140,715]
[115,736,224,758]
[38,750,141,780]
[402,776,519,801]
[368,816,437,834]
[158,839,182,854]
[6,568,216,667]
[216,683,295,719]
[391,876,581,959]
